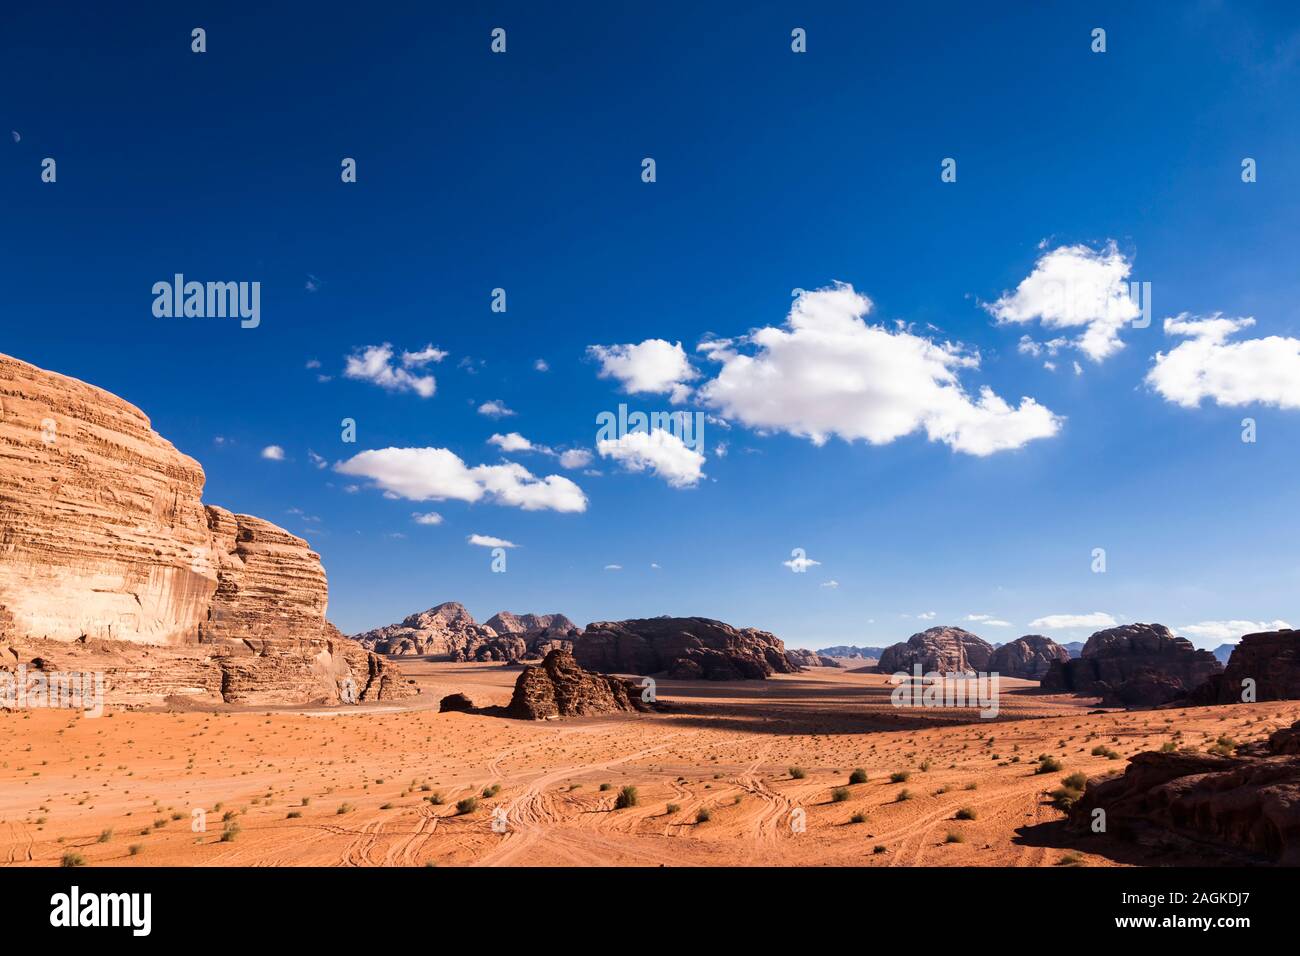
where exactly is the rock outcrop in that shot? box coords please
[987,634,1069,680]
[816,645,888,660]
[506,649,653,719]
[353,603,579,662]
[0,352,411,708]
[573,616,795,680]
[1040,623,1221,707]
[1068,721,1300,864]
[439,692,477,713]
[785,648,843,669]
[1187,629,1300,705]
[876,627,994,675]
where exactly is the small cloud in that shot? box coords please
[965,613,1013,627]
[821,580,839,589]
[307,450,328,470]
[411,512,444,526]
[213,435,229,446]
[261,445,286,461]
[488,432,537,453]
[588,339,697,404]
[559,448,593,469]
[1029,612,1118,630]
[468,533,517,548]
[650,562,661,570]
[344,344,437,398]
[597,428,705,488]
[10,130,19,143]
[385,532,407,540]
[782,553,821,573]
[917,611,937,621]
[305,358,322,369]
[604,564,623,571]
[305,274,321,292]
[534,359,550,372]
[478,400,516,418]
[402,344,448,367]
[1177,619,1291,643]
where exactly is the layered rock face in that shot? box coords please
[507,649,653,719]
[1040,623,1221,707]
[352,603,577,662]
[1187,629,1300,705]
[987,634,1069,680]
[0,352,410,708]
[785,648,842,669]
[573,616,794,680]
[876,627,994,675]
[1068,722,1300,864]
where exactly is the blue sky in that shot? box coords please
[4,2,1299,649]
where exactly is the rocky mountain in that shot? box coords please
[876,627,994,675]
[1061,641,1086,658]
[484,611,579,636]
[1187,629,1300,705]
[1069,720,1300,863]
[987,634,1070,680]
[1040,623,1221,707]
[507,649,654,719]
[573,616,795,680]
[815,645,889,660]
[352,603,579,662]
[0,352,411,708]
[1211,643,1236,665]
[785,648,843,669]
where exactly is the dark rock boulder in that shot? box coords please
[1186,629,1300,705]
[876,627,993,675]
[1040,623,1221,707]
[988,634,1069,680]
[438,692,477,713]
[1068,721,1300,864]
[572,616,794,680]
[506,649,653,719]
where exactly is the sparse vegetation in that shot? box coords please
[1036,756,1063,774]
[615,786,639,809]
[890,771,910,784]
[456,797,480,815]
[695,807,712,824]
[60,852,86,867]
[789,767,806,779]
[955,807,976,820]
[849,768,868,785]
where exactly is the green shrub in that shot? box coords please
[695,808,711,823]
[849,768,868,785]
[60,852,86,867]
[890,771,910,784]
[955,807,976,820]
[1036,756,1063,774]
[831,787,850,803]
[456,797,479,815]
[789,767,806,779]
[615,786,638,809]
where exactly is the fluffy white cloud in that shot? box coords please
[698,284,1061,456]
[468,534,517,548]
[986,242,1140,362]
[965,614,1013,627]
[402,344,448,366]
[344,344,438,397]
[534,359,549,372]
[597,428,705,488]
[1177,619,1291,643]
[1146,313,1300,409]
[916,611,937,621]
[411,512,443,525]
[336,447,587,513]
[478,400,515,418]
[588,338,697,403]
[783,553,821,572]
[261,445,285,461]
[559,448,593,469]
[1028,612,1118,630]
[488,432,537,453]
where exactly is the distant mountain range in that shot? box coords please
[816,645,889,659]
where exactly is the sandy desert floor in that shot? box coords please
[3,661,1296,867]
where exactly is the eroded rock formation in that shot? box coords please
[0,352,411,708]
[573,616,794,680]
[352,603,578,662]
[876,627,994,675]
[1040,623,1221,707]
[1068,721,1300,864]
[786,648,842,669]
[506,649,653,719]
[988,634,1069,680]
[1187,629,1300,705]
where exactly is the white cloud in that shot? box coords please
[305,275,320,292]
[307,450,327,469]
[468,534,517,548]
[344,344,437,398]
[401,344,448,366]
[305,358,322,369]
[604,564,622,571]
[411,512,444,525]
[917,611,937,621]
[783,553,821,572]
[698,284,1061,456]
[821,580,839,589]
[558,448,593,469]
[588,339,697,403]
[478,400,515,418]
[1177,619,1291,643]
[1146,313,1300,409]
[335,447,587,513]
[597,428,705,488]
[488,432,537,453]
[1028,612,1118,630]
[986,242,1140,362]
[534,359,549,372]
[261,445,285,461]
[965,614,1013,627]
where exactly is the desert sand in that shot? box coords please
[4,661,1296,867]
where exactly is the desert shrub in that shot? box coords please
[945,831,965,844]
[336,803,354,815]
[615,786,639,809]
[696,808,711,823]
[220,823,240,842]
[872,844,887,854]
[456,797,479,815]
[1036,756,1063,774]
[482,784,500,798]
[955,807,976,820]
[97,829,113,843]
[128,844,143,856]
[890,771,910,783]
[1062,772,1088,791]
[286,811,302,819]
[598,783,612,791]
[789,767,806,779]
[895,788,912,802]
[60,852,86,867]
[427,793,444,805]
[849,768,868,785]
[666,803,681,814]
[850,812,867,824]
